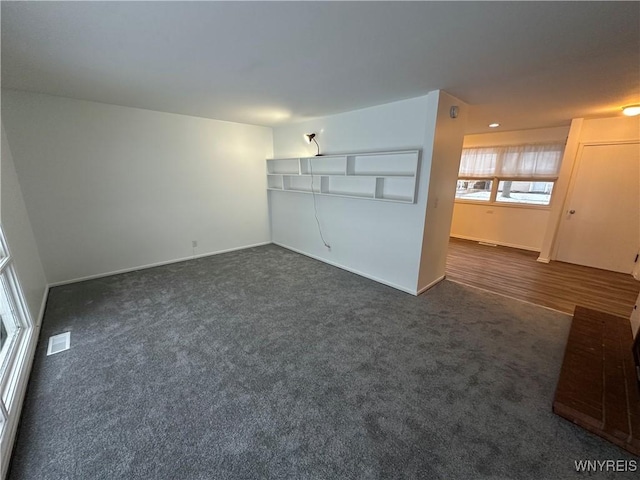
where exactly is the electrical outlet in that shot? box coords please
[192,240,198,248]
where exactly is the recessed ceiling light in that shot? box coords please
[489,123,500,128]
[622,105,640,117]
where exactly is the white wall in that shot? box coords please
[1,90,273,284]
[461,126,569,148]
[451,204,549,251]
[1,123,47,322]
[539,115,640,262]
[271,96,432,293]
[450,126,569,251]
[271,91,467,294]
[418,91,468,290]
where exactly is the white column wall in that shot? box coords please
[272,92,467,294]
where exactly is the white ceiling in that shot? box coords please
[2,2,639,133]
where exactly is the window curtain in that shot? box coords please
[458,144,564,179]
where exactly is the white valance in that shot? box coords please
[458,143,564,179]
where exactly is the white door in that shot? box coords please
[556,142,640,273]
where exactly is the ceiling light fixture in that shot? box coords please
[489,123,500,128]
[305,133,322,156]
[622,105,640,117]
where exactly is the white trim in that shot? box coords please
[0,286,47,480]
[416,275,445,295]
[0,401,7,426]
[454,198,552,211]
[0,258,10,274]
[0,323,39,480]
[0,401,7,442]
[449,234,541,253]
[578,139,640,147]
[0,329,25,402]
[48,242,271,287]
[272,242,418,295]
[33,287,49,328]
[536,257,551,264]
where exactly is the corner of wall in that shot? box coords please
[416,91,468,292]
[538,118,584,261]
[1,120,49,322]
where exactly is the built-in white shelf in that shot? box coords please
[266,150,419,203]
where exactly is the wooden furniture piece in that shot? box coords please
[266,150,419,203]
[553,306,640,456]
[633,333,640,391]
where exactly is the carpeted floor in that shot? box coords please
[8,245,637,479]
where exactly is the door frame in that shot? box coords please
[552,139,640,262]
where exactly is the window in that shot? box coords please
[0,224,32,446]
[495,180,554,205]
[455,143,564,206]
[456,179,493,202]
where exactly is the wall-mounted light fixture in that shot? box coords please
[305,133,322,156]
[622,105,640,117]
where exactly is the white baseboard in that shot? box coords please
[48,241,272,287]
[450,234,541,253]
[416,275,445,295]
[536,257,551,264]
[34,285,49,327]
[1,286,48,480]
[272,242,418,295]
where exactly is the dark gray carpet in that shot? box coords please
[8,245,637,479]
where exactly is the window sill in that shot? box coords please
[454,199,552,211]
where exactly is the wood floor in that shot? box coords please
[446,237,640,318]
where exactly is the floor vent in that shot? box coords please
[47,332,70,356]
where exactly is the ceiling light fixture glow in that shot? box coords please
[622,105,640,117]
[489,123,500,128]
